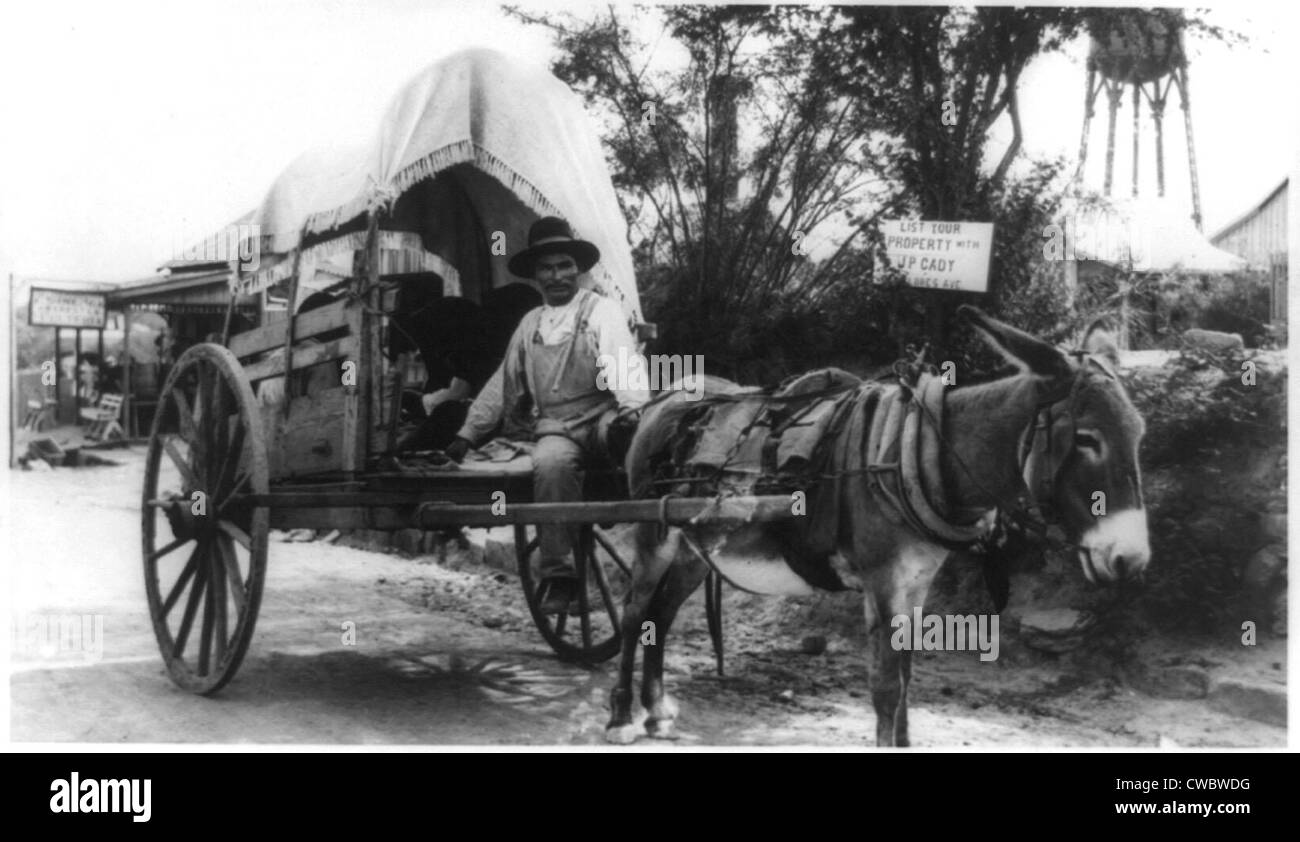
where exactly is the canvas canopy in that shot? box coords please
[244,48,643,327]
[1061,195,1248,274]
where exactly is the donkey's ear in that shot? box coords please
[1082,320,1122,371]
[958,305,1071,379]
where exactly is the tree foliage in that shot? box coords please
[507,4,1238,376]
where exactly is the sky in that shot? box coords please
[1,0,1296,286]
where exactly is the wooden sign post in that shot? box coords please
[880,220,995,359]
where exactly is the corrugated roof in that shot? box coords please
[1210,177,1289,243]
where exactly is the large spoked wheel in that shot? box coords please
[142,343,269,695]
[516,523,632,664]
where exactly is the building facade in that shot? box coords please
[1211,178,1289,324]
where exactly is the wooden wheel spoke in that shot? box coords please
[194,363,210,424]
[163,438,201,490]
[589,541,622,629]
[215,423,246,501]
[211,546,228,663]
[148,534,191,564]
[204,367,228,482]
[172,549,209,659]
[172,387,199,446]
[592,528,632,576]
[576,543,593,649]
[198,550,216,675]
[161,544,201,617]
[216,534,247,614]
[218,520,251,551]
[217,473,251,516]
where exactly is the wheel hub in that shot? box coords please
[161,491,211,542]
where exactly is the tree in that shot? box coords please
[507,4,898,372]
[509,5,1238,372]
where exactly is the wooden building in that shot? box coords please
[1211,178,1289,324]
[104,263,258,437]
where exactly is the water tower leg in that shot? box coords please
[1152,86,1167,197]
[1131,85,1141,198]
[1176,65,1203,230]
[1103,80,1122,196]
[1075,67,1099,186]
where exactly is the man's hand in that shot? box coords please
[422,378,473,416]
[444,437,472,462]
[613,406,642,428]
[605,407,642,462]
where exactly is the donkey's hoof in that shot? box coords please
[646,694,679,720]
[605,723,641,745]
[645,718,678,740]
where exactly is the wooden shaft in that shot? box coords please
[238,493,799,527]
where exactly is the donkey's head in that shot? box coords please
[958,305,1149,584]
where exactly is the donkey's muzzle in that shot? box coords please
[1078,509,1151,584]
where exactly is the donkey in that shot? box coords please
[605,305,1149,746]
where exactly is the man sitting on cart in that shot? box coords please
[444,217,648,614]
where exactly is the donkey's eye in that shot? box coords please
[1074,432,1102,453]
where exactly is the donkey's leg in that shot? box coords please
[877,544,948,747]
[641,549,709,739]
[894,648,914,747]
[606,523,682,745]
[866,590,903,747]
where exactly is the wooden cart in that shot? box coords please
[139,49,803,694]
[139,234,796,694]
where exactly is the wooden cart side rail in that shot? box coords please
[238,493,800,527]
[240,335,361,383]
[228,298,352,360]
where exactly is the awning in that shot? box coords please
[105,270,257,314]
[1061,195,1248,274]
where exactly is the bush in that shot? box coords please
[1126,347,1286,468]
[1126,350,1286,630]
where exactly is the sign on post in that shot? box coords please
[880,220,994,293]
[28,288,108,328]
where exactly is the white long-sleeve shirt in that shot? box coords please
[456,294,649,443]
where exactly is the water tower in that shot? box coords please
[1075,11,1203,229]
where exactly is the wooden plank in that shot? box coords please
[227,299,351,360]
[240,336,359,383]
[342,304,365,476]
[265,386,349,481]
[269,506,412,531]
[365,215,385,458]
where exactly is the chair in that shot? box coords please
[23,397,58,432]
[80,393,125,442]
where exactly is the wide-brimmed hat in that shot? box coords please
[507,216,601,278]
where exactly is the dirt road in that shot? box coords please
[6,446,1285,747]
